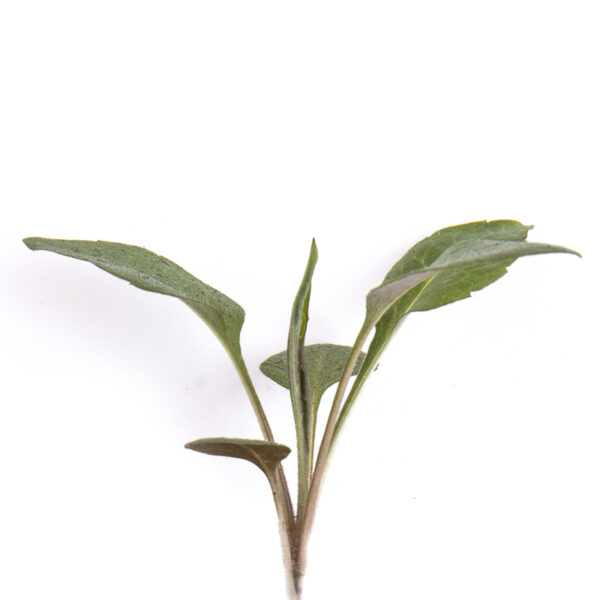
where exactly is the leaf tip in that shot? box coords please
[23,237,43,250]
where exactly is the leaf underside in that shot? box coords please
[185,437,291,477]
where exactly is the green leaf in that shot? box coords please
[185,437,291,478]
[335,220,580,438]
[260,343,366,412]
[286,239,318,513]
[23,237,245,362]
[368,220,578,366]
[22,237,281,442]
[288,239,318,435]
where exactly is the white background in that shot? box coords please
[1,2,598,599]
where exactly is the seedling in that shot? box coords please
[24,220,579,599]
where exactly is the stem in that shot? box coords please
[332,315,409,445]
[268,473,298,600]
[233,357,295,549]
[307,391,317,483]
[292,382,310,524]
[295,321,372,586]
[289,279,317,524]
[181,303,298,594]
[234,358,275,441]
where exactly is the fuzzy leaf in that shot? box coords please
[335,220,580,436]
[23,237,245,362]
[261,343,366,411]
[365,220,578,370]
[184,437,291,477]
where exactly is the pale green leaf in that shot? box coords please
[286,239,318,509]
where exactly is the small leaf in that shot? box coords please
[260,343,366,412]
[22,237,245,363]
[184,437,291,477]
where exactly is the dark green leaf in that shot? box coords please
[184,437,291,477]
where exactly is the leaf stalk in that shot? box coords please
[294,321,372,583]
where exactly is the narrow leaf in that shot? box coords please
[185,437,291,477]
[286,239,318,512]
[260,343,366,413]
[288,240,318,424]
[23,237,245,362]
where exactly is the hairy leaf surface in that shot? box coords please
[23,237,245,361]
[260,343,366,412]
[336,220,579,436]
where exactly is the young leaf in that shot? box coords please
[185,437,291,478]
[288,240,318,429]
[287,239,318,515]
[335,220,580,437]
[260,343,366,414]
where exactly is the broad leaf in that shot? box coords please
[335,220,580,436]
[367,220,578,369]
[23,237,245,362]
[260,343,366,413]
[185,437,291,478]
